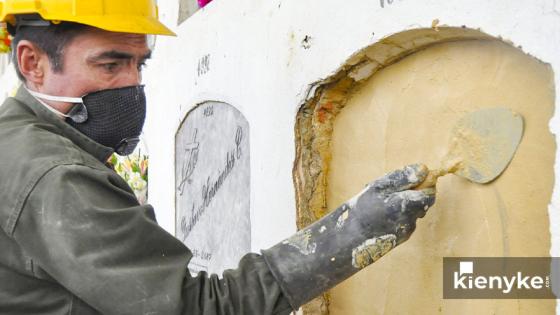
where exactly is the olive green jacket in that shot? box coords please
[0,87,293,315]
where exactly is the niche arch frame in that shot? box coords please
[292,26,553,314]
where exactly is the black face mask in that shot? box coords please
[28,85,146,156]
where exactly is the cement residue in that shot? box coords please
[351,234,397,269]
[335,209,350,230]
[403,164,420,183]
[283,229,317,255]
[449,125,492,179]
[394,190,432,212]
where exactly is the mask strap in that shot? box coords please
[25,88,88,123]
[26,89,84,104]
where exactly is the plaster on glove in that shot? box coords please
[261,164,436,309]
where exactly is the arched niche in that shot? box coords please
[294,27,555,314]
[175,101,251,276]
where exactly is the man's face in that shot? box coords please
[35,27,151,112]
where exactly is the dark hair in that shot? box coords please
[11,22,88,81]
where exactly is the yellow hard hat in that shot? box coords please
[0,0,176,36]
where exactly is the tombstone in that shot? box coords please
[175,101,251,275]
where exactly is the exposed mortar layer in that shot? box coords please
[292,27,501,315]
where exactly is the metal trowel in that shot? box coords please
[416,107,524,189]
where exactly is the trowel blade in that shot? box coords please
[451,107,524,184]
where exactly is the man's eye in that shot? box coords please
[101,63,119,72]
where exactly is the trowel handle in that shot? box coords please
[414,169,444,190]
[414,160,462,190]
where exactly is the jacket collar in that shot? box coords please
[14,86,115,162]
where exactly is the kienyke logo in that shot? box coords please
[453,261,550,293]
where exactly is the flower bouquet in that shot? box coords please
[109,152,149,205]
[0,23,11,54]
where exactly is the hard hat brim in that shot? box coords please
[59,15,176,36]
[0,2,176,37]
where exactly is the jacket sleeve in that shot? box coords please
[12,164,293,315]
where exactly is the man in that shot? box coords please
[0,1,436,314]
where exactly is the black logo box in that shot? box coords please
[443,257,559,299]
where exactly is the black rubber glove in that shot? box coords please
[262,164,436,309]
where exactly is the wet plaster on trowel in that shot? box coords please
[326,40,555,315]
[417,108,524,189]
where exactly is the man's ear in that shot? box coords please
[17,40,47,86]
